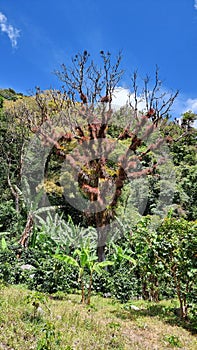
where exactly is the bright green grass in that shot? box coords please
[0,285,196,350]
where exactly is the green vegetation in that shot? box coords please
[54,243,114,305]
[0,52,196,348]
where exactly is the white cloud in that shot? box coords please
[195,1,197,10]
[0,12,20,48]
[184,98,197,113]
[193,120,197,128]
[170,94,197,113]
[112,87,130,107]
[112,87,146,111]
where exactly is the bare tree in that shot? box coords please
[18,52,179,259]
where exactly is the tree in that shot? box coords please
[0,93,69,243]
[17,52,179,259]
[157,217,197,319]
[1,51,178,261]
[164,114,197,220]
[181,110,197,131]
[126,215,197,318]
[0,95,33,212]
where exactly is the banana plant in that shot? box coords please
[54,243,114,304]
[109,242,136,269]
[35,213,98,253]
[19,177,63,248]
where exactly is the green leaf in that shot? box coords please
[97,261,114,268]
[0,232,10,236]
[54,254,79,268]
[1,237,7,250]
[120,253,134,262]
[93,261,114,274]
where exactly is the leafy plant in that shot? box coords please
[36,321,62,350]
[158,218,197,319]
[25,291,50,319]
[164,334,182,347]
[55,243,114,304]
[26,255,78,293]
[35,212,97,254]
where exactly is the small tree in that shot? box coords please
[128,216,197,314]
[0,100,30,213]
[157,217,197,319]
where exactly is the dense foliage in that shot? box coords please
[0,53,196,331]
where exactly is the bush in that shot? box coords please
[0,249,19,284]
[92,269,113,295]
[110,267,139,303]
[92,264,140,303]
[0,246,79,293]
[27,257,78,293]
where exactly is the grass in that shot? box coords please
[0,284,196,350]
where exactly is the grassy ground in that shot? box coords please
[0,284,196,350]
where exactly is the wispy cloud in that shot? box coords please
[194,0,197,10]
[0,12,20,48]
[184,97,197,112]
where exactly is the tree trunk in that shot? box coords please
[97,246,106,262]
[87,273,93,305]
[81,279,85,304]
[19,213,33,248]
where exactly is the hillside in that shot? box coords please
[0,285,196,350]
[0,88,24,101]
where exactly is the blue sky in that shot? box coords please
[1,0,197,118]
